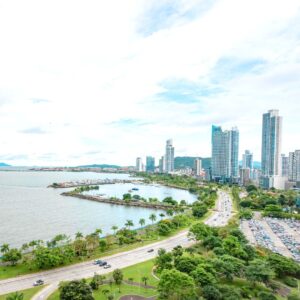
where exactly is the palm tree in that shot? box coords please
[94,228,102,237]
[102,289,110,298]
[125,220,134,230]
[166,209,174,217]
[141,276,149,286]
[6,292,24,300]
[111,225,118,235]
[149,213,156,224]
[139,218,146,228]
[0,243,9,253]
[75,232,83,239]
[159,213,165,220]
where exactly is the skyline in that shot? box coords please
[0,0,300,166]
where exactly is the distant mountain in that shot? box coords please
[77,164,121,169]
[174,157,211,170]
[0,162,10,167]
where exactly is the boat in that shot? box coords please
[128,190,133,193]
[132,188,139,191]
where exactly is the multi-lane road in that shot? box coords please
[0,190,233,299]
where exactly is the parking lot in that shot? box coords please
[241,216,300,261]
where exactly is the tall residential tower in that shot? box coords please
[211,125,239,181]
[165,139,175,173]
[260,109,283,189]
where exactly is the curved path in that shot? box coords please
[0,190,233,298]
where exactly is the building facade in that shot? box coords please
[281,154,289,177]
[136,157,143,172]
[260,110,283,189]
[165,139,175,173]
[194,158,202,176]
[211,125,239,181]
[159,156,165,173]
[288,150,300,183]
[146,156,155,172]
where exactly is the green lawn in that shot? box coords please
[0,286,43,300]
[48,283,157,300]
[122,259,158,287]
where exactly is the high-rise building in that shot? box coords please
[165,139,175,173]
[136,157,143,172]
[240,168,251,186]
[260,109,283,189]
[194,158,202,176]
[146,156,155,173]
[242,150,253,169]
[288,150,300,182]
[159,156,165,173]
[211,125,239,181]
[281,154,289,177]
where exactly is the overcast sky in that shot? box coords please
[0,0,299,166]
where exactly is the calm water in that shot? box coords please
[0,171,196,247]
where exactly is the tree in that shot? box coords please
[245,259,274,285]
[5,292,24,300]
[258,292,277,300]
[267,253,300,278]
[102,289,110,298]
[59,280,94,300]
[202,285,222,300]
[125,220,134,230]
[155,248,173,272]
[75,232,83,239]
[149,213,157,224]
[192,204,208,218]
[111,226,118,235]
[142,276,149,286]
[158,269,197,300]
[166,209,174,217]
[191,266,216,287]
[2,248,22,266]
[123,193,132,201]
[189,223,212,240]
[99,240,107,252]
[139,218,145,227]
[113,269,123,292]
[159,213,165,220]
[0,243,9,254]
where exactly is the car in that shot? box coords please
[33,279,44,286]
[99,261,107,267]
[104,264,111,269]
[93,259,103,265]
[147,249,154,253]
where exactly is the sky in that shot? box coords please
[0,0,299,166]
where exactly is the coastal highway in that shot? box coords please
[0,190,233,298]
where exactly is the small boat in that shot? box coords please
[132,188,139,191]
[128,190,133,193]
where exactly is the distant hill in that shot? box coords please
[174,157,211,170]
[77,164,121,169]
[0,162,10,167]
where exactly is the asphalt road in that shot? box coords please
[0,190,233,298]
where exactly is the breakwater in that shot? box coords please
[61,192,171,210]
[49,179,141,188]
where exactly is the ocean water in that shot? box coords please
[0,171,196,247]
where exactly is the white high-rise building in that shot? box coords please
[165,139,175,173]
[260,110,283,189]
[159,156,165,173]
[194,158,202,176]
[136,157,143,172]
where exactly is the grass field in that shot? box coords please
[0,286,43,300]
[48,283,157,300]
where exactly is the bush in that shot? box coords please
[258,292,276,300]
[283,277,298,288]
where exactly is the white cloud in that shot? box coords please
[0,0,299,165]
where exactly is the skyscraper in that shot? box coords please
[165,139,175,173]
[260,110,283,188]
[242,150,253,170]
[136,157,143,172]
[159,156,165,173]
[146,156,155,172]
[281,154,289,177]
[211,125,239,181]
[194,158,202,176]
[288,150,300,182]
